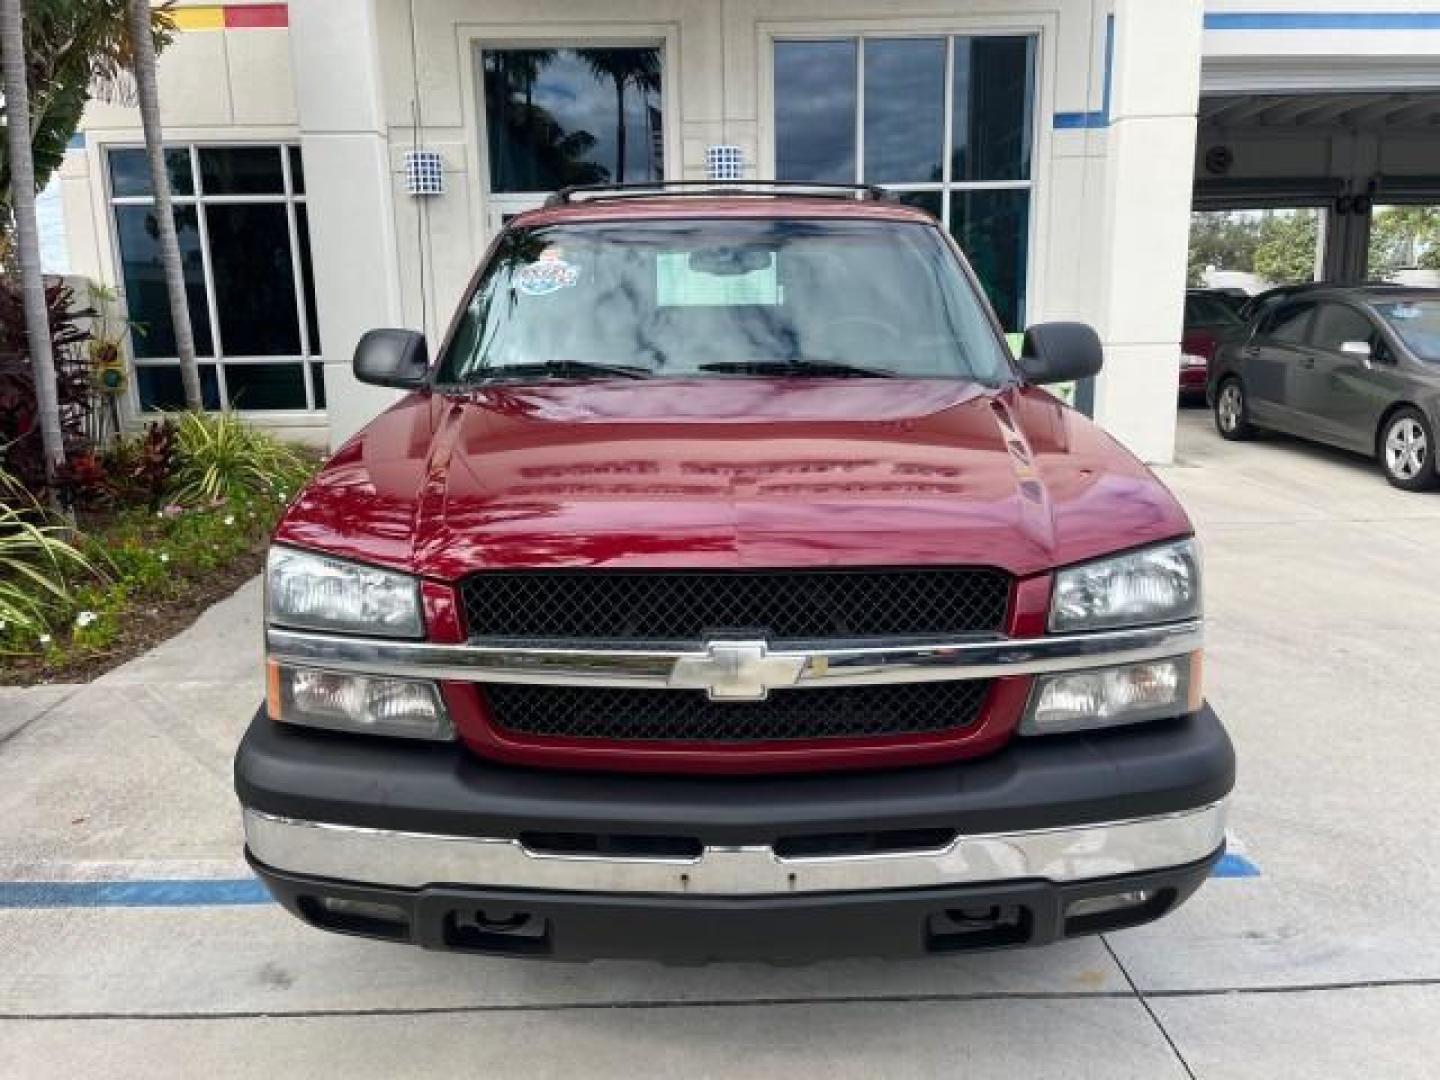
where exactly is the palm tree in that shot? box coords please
[575,49,661,184]
[510,48,556,113]
[0,0,66,487]
[126,0,199,410]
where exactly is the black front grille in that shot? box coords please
[484,680,992,742]
[460,568,1010,641]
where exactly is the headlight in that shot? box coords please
[266,546,422,638]
[267,663,453,740]
[1021,653,1202,735]
[1050,539,1200,632]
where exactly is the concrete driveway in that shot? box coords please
[3,407,1439,1078]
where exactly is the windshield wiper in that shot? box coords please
[697,360,895,378]
[472,360,652,382]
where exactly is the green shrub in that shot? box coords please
[0,469,97,650]
[171,411,313,505]
[2,413,317,667]
[2,411,318,668]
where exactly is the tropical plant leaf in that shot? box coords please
[0,462,94,637]
[169,411,312,505]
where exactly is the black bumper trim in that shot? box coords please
[235,706,1234,845]
[250,846,1223,962]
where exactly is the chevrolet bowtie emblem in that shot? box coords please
[668,641,808,701]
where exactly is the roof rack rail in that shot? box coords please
[543,181,894,207]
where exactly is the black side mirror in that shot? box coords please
[353,329,429,389]
[1016,322,1104,385]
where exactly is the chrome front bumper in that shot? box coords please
[244,800,1227,897]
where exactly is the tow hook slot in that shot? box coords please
[925,905,1030,951]
[445,907,552,955]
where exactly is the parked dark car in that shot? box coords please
[1237,282,1323,324]
[1191,287,1248,314]
[1237,282,1396,325]
[1181,290,1248,401]
[1209,286,1440,490]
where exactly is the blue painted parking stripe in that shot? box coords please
[1213,852,1261,878]
[0,878,272,909]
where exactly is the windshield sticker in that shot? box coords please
[515,254,580,297]
[1387,304,1421,320]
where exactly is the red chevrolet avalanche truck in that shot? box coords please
[236,184,1234,962]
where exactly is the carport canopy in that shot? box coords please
[1193,89,1440,285]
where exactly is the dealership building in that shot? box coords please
[51,1,1440,461]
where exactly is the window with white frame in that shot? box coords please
[107,144,322,412]
[480,46,664,194]
[774,35,1036,331]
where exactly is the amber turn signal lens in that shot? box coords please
[1188,649,1205,713]
[266,659,283,721]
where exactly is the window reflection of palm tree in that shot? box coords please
[486,55,607,188]
[507,48,556,114]
[573,48,661,183]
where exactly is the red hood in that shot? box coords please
[276,379,1190,580]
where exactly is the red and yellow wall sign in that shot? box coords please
[171,3,288,30]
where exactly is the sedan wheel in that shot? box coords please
[1381,409,1438,491]
[1214,379,1254,441]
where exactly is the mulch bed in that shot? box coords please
[0,538,268,687]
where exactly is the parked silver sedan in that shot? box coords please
[1209,287,1440,490]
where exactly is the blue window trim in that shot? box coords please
[1204,12,1440,31]
[1053,15,1113,130]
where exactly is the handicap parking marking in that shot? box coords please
[1214,830,1261,878]
[0,878,272,908]
[1212,852,1261,878]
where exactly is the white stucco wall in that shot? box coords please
[1084,0,1202,462]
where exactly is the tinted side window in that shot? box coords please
[1247,292,1291,327]
[1265,302,1316,345]
[1186,294,1240,326]
[1310,303,1375,352]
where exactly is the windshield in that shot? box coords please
[438,219,1011,385]
[1373,299,1440,362]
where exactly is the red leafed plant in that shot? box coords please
[106,419,178,510]
[0,276,96,497]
